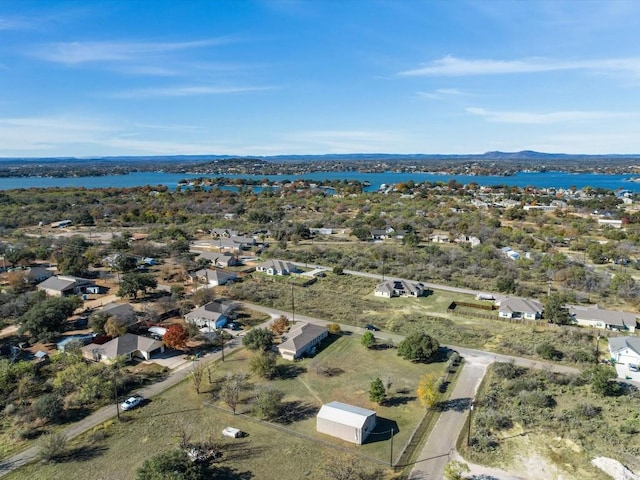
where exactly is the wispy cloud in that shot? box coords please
[417,88,465,100]
[112,85,274,99]
[466,107,625,124]
[0,115,116,151]
[284,129,406,152]
[399,55,640,77]
[30,37,237,65]
[0,16,31,30]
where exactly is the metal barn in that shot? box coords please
[316,401,377,445]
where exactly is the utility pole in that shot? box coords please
[467,402,474,446]
[389,428,394,467]
[113,373,120,421]
[291,284,295,324]
[382,259,385,282]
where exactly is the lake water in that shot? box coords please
[0,170,638,192]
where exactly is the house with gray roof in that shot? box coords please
[374,279,425,298]
[195,251,239,268]
[37,275,96,297]
[184,302,230,329]
[190,268,238,287]
[497,297,543,320]
[569,305,637,333]
[608,336,640,380]
[100,302,136,326]
[24,266,54,284]
[82,333,164,363]
[256,259,299,276]
[278,322,328,360]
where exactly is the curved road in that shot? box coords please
[0,299,576,479]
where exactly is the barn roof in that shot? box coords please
[317,401,376,428]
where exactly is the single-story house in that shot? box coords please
[256,259,299,276]
[374,279,425,298]
[569,305,638,333]
[195,251,239,268]
[82,333,164,363]
[277,322,328,360]
[37,275,96,297]
[497,297,543,320]
[23,266,54,284]
[190,268,238,287]
[317,401,377,445]
[100,302,137,326]
[608,336,640,380]
[210,228,239,238]
[184,302,230,329]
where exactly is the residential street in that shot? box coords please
[0,299,579,479]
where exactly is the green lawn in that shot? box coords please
[6,334,445,479]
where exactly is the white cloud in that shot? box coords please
[284,130,406,153]
[112,85,274,99]
[417,88,465,100]
[0,115,116,152]
[465,107,625,124]
[30,37,237,65]
[399,55,640,77]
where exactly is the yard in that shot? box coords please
[6,333,448,479]
[229,272,603,365]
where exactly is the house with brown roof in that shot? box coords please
[278,322,328,360]
[82,333,164,363]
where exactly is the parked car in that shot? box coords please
[629,364,639,372]
[222,426,243,438]
[364,324,379,331]
[120,394,144,411]
[227,323,241,331]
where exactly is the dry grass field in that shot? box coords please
[5,334,447,480]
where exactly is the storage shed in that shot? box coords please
[316,401,377,445]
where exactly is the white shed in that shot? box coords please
[316,401,377,445]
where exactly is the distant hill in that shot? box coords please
[2,151,640,164]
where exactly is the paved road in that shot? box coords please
[0,300,578,478]
[0,337,243,477]
[288,261,502,299]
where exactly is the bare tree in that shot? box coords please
[190,362,206,394]
[219,373,247,414]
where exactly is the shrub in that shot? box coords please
[536,342,563,361]
[493,361,525,379]
[33,393,64,423]
[326,323,341,334]
[573,403,601,419]
[570,350,594,363]
[475,410,513,431]
[38,432,68,463]
[517,390,555,408]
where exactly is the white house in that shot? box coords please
[374,279,425,298]
[256,259,298,276]
[278,322,328,360]
[190,268,238,287]
[608,336,640,381]
[497,297,543,320]
[569,305,637,333]
[184,302,230,329]
[317,401,377,445]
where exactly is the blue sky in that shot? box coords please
[1,0,640,157]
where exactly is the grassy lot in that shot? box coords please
[6,334,445,479]
[459,363,640,478]
[229,273,602,365]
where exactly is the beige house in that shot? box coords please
[277,322,328,360]
[497,297,543,320]
[82,333,164,363]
